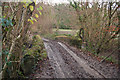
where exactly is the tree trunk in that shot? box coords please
[117,1,120,78]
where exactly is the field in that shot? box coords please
[52,29,78,35]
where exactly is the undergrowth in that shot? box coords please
[19,35,47,78]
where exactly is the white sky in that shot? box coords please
[0,0,119,3]
[37,0,119,3]
[37,0,119,7]
[36,0,119,7]
[0,0,119,4]
[49,0,69,3]
[37,0,69,4]
[36,0,119,5]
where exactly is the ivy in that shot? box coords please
[3,49,9,55]
[0,18,13,27]
[6,61,12,66]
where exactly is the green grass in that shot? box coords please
[52,28,78,32]
[42,33,58,40]
[24,35,47,61]
[52,28,78,36]
[42,32,73,40]
[100,56,117,63]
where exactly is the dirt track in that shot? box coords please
[30,38,119,79]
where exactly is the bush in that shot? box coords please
[69,36,82,49]
[59,23,71,29]
[20,35,47,76]
[24,35,46,61]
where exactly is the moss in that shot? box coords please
[39,52,47,60]
[24,35,47,62]
[41,52,47,58]
[32,35,43,45]
[69,36,82,49]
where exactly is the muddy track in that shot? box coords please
[42,38,107,78]
[30,38,118,79]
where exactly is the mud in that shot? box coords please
[29,38,119,79]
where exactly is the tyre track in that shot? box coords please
[43,38,106,78]
[44,42,65,78]
[58,42,106,78]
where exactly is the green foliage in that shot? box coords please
[28,5,43,24]
[28,19,34,24]
[93,53,98,56]
[29,5,34,11]
[24,35,47,62]
[32,35,43,45]
[30,17,37,22]
[4,6,9,8]
[59,23,71,29]
[17,70,25,78]
[3,49,10,62]
[106,56,113,62]
[3,49,9,55]
[64,34,72,37]
[6,61,12,66]
[101,56,117,63]
[2,1,44,78]
[38,11,42,15]
[42,32,58,40]
[70,1,118,54]
[39,52,47,60]
[22,0,36,7]
[70,1,80,10]
[0,18,13,27]
[69,36,82,48]
[37,6,43,10]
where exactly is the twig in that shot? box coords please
[9,3,14,14]
[0,7,26,78]
[99,48,119,63]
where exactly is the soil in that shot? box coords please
[29,58,55,78]
[63,42,119,78]
[29,38,119,79]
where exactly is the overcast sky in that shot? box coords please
[37,0,69,4]
[36,0,119,7]
[0,0,119,3]
[37,0,119,4]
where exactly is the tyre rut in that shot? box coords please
[43,38,106,78]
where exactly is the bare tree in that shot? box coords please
[70,0,119,54]
[1,2,35,78]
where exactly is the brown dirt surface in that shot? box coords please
[29,38,119,79]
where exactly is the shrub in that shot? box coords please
[20,35,47,76]
[24,35,46,61]
[59,23,71,29]
[69,36,82,49]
